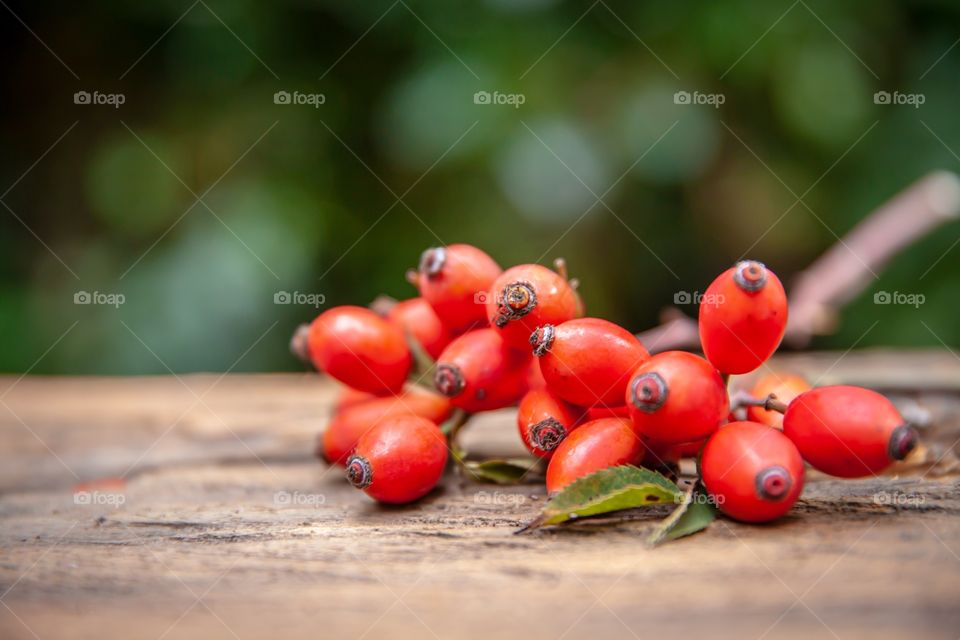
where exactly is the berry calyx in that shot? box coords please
[415,244,502,333]
[346,415,448,504]
[496,281,537,326]
[545,417,644,494]
[345,456,373,489]
[625,351,728,444]
[517,389,585,458]
[534,318,649,407]
[701,421,805,523]
[755,465,791,500]
[782,385,918,477]
[486,264,580,349]
[529,324,555,357]
[733,260,767,292]
[434,364,465,397]
[699,260,788,375]
[629,372,668,412]
[307,306,412,394]
[433,328,530,413]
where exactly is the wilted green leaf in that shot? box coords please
[464,458,545,485]
[647,483,717,546]
[518,465,681,532]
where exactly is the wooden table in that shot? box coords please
[1,350,959,640]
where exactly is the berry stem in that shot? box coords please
[730,390,788,414]
[289,323,312,364]
[404,329,436,381]
[553,257,568,280]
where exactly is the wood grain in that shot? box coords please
[1,350,959,640]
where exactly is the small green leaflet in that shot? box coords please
[647,483,717,546]
[464,458,545,485]
[517,465,682,532]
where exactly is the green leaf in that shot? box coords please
[517,465,682,532]
[464,458,545,485]
[647,483,717,546]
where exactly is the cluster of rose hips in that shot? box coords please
[303,244,919,523]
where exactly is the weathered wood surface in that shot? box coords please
[1,350,959,640]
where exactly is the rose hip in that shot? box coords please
[308,306,412,394]
[321,386,453,465]
[433,328,530,413]
[486,264,580,350]
[626,351,728,444]
[545,417,644,494]
[532,318,649,408]
[386,297,454,360]
[346,415,448,504]
[415,244,502,333]
[517,389,585,458]
[701,421,805,523]
[699,260,788,374]
[782,385,918,478]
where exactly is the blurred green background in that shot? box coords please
[1,0,958,374]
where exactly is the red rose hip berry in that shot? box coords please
[701,421,805,523]
[307,306,412,394]
[433,328,530,413]
[782,385,918,478]
[626,351,728,444]
[532,318,649,407]
[386,297,454,360]
[699,260,788,374]
[346,415,448,504]
[545,418,644,494]
[415,244,502,333]
[321,387,453,465]
[486,264,580,349]
[517,389,585,458]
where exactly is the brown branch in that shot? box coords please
[637,171,960,353]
